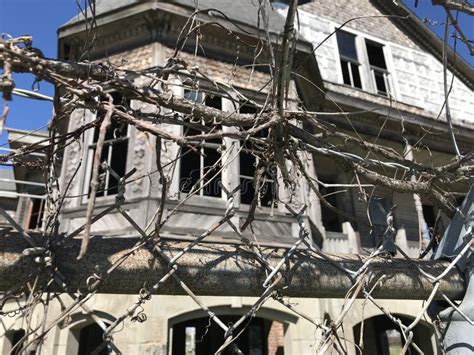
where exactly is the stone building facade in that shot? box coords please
[1,1,473,354]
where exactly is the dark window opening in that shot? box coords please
[373,71,387,95]
[336,31,358,60]
[240,151,257,205]
[369,196,396,254]
[171,316,285,355]
[366,41,387,69]
[422,205,436,231]
[238,103,277,207]
[365,40,389,96]
[63,43,71,61]
[239,151,277,207]
[78,323,111,355]
[353,315,434,355]
[239,102,258,114]
[205,95,222,110]
[88,93,129,198]
[319,179,342,233]
[28,198,45,230]
[180,90,222,198]
[8,329,26,355]
[336,31,362,89]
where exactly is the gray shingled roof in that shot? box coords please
[174,0,286,33]
[62,0,286,33]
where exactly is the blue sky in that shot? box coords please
[0,0,472,147]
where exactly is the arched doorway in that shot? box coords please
[169,308,294,355]
[353,314,434,354]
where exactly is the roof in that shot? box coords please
[372,0,473,89]
[61,0,286,34]
[62,0,139,27]
[6,127,49,148]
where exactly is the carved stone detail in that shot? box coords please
[61,109,87,207]
[131,130,148,194]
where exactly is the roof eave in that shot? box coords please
[373,0,473,90]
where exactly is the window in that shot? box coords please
[78,323,111,355]
[353,315,434,355]
[336,31,362,89]
[179,90,222,198]
[422,204,436,231]
[336,30,392,97]
[5,329,25,355]
[369,196,396,254]
[84,93,129,198]
[171,315,285,355]
[27,197,45,230]
[319,178,342,233]
[238,103,277,207]
[366,40,390,96]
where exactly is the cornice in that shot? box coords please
[372,0,473,91]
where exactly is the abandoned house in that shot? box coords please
[1,0,473,354]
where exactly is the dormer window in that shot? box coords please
[366,40,389,96]
[336,30,392,97]
[336,31,362,89]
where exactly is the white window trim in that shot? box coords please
[332,25,400,100]
[175,86,284,212]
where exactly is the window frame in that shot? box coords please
[237,103,278,209]
[333,27,397,98]
[179,89,224,199]
[336,30,363,90]
[81,96,130,204]
[238,144,278,209]
[365,39,391,96]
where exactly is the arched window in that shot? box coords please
[171,315,285,355]
[353,315,434,355]
[67,313,115,355]
[4,329,26,355]
[77,323,111,355]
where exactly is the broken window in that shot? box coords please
[179,90,222,198]
[366,40,390,96]
[84,93,129,198]
[238,103,277,207]
[336,31,362,89]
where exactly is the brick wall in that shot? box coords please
[267,321,285,355]
[98,44,154,71]
[162,46,272,93]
